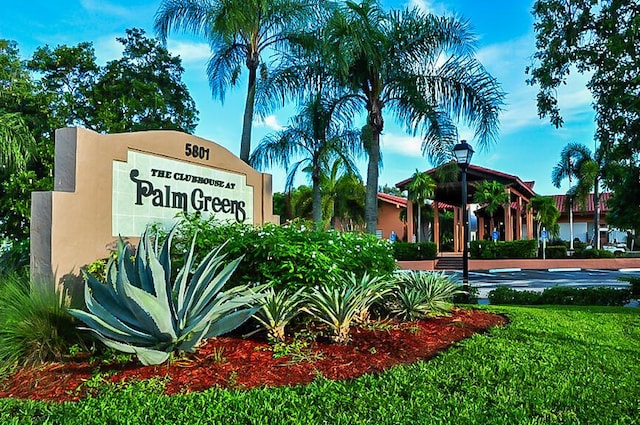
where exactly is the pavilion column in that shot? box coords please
[504,188,513,241]
[478,216,485,240]
[453,206,460,252]
[406,199,414,243]
[526,203,534,239]
[516,197,522,240]
[433,201,440,252]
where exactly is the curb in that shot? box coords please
[548,267,582,272]
[488,268,521,273]
[619,268,640,272]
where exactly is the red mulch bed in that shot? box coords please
[0,309,506,403]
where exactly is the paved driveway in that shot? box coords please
[455,268,640,301]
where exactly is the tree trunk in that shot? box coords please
[365,100,383,235]
[240,60,258,163]
[312,171,322,228]
[594,176,600,248]
[417,205,422,243]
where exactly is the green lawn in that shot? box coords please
[1,306,639,425]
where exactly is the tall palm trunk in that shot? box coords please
[365,103,383,234]
[312,170,323,228]
[593,176,600,248]
[240,61,258,163]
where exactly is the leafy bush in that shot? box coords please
[488,285,631,306]
[0,274,87,376]
[470,239,537,259]
[392,242,437,261]
[0,239,30,278]
[69,227,263,366]
[572,248,615,259]
[545,245,568,259]
[389,271,463,320]
[619,276,640,298]
[171,215,396,292]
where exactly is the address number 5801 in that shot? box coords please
[185,143,210,160]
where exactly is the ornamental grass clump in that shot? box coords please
[69,226,263,366]
[390,271,463,321]
[302,272,393,344]
[253,287,306,342]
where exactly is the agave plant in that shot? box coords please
[390,271,464,321]
[253,287,306,342]
[303,272,393,344]
[69,227,262,365]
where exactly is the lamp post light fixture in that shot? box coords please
[453,140,474,298]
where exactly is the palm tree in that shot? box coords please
[154,0,315,162]
[0,112,35,172]
[528,195,560,243]
[406,170,436,243]
[249,93,362,227]
[320,0,503,234]
[552,142,603,248]
[551,143,579,249]
[473,180,509,238]
[319,158,365,229]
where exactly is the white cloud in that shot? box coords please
[405,0,448,15]
[381,133,423,157]
[93,36,124,65]
[167,40,210,64]
[254,115,285,131]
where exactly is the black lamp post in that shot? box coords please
[453,140,474,295]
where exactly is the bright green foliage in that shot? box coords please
[253,287,306,342]
[69,227,262,366]
[392,242,437,260]
[473,180,509,234]
[0,274,85,376]
[2,306,640,423]
[390,271,463,320]
[488,285,631,307]
[303,272,393,344]
[173,215,396,292]
[470,239,538,259]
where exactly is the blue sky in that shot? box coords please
[1,0,597,196]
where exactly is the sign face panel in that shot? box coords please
[30,128,277,305]
[492,230,499,241]
[112,151,254,235]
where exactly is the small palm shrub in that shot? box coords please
[253,287,306,342]
[302,272,393,344]
[69,227,263,366]
[389,271,463,321]
[0,274,86,376]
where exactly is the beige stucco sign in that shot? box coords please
[31,127,277,301]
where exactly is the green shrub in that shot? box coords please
[487,286,541,305]
[538,286,631,306]
[572,248,615,259]
[488,285,631,306]
[171,215,396,292]
[392,242,437,261]
[0,274,87,376]
[253,287,306,342]
[470,239,537,259]
[619,276,640,298]
[302,271,393,344]
[0,239,30,278]
[389,271,463,320]
[69,226,263,366]
[545,245,568,259]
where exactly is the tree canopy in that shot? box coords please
[528,0,640,232]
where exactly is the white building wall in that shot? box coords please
[559,222,589,242]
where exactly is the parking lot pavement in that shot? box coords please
[452,268,640,300]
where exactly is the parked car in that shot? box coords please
[602,244,627,256]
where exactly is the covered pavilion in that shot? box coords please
[396,164,537,253]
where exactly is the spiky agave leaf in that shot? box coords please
[253,287,306,341]
[70,224,263,365]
